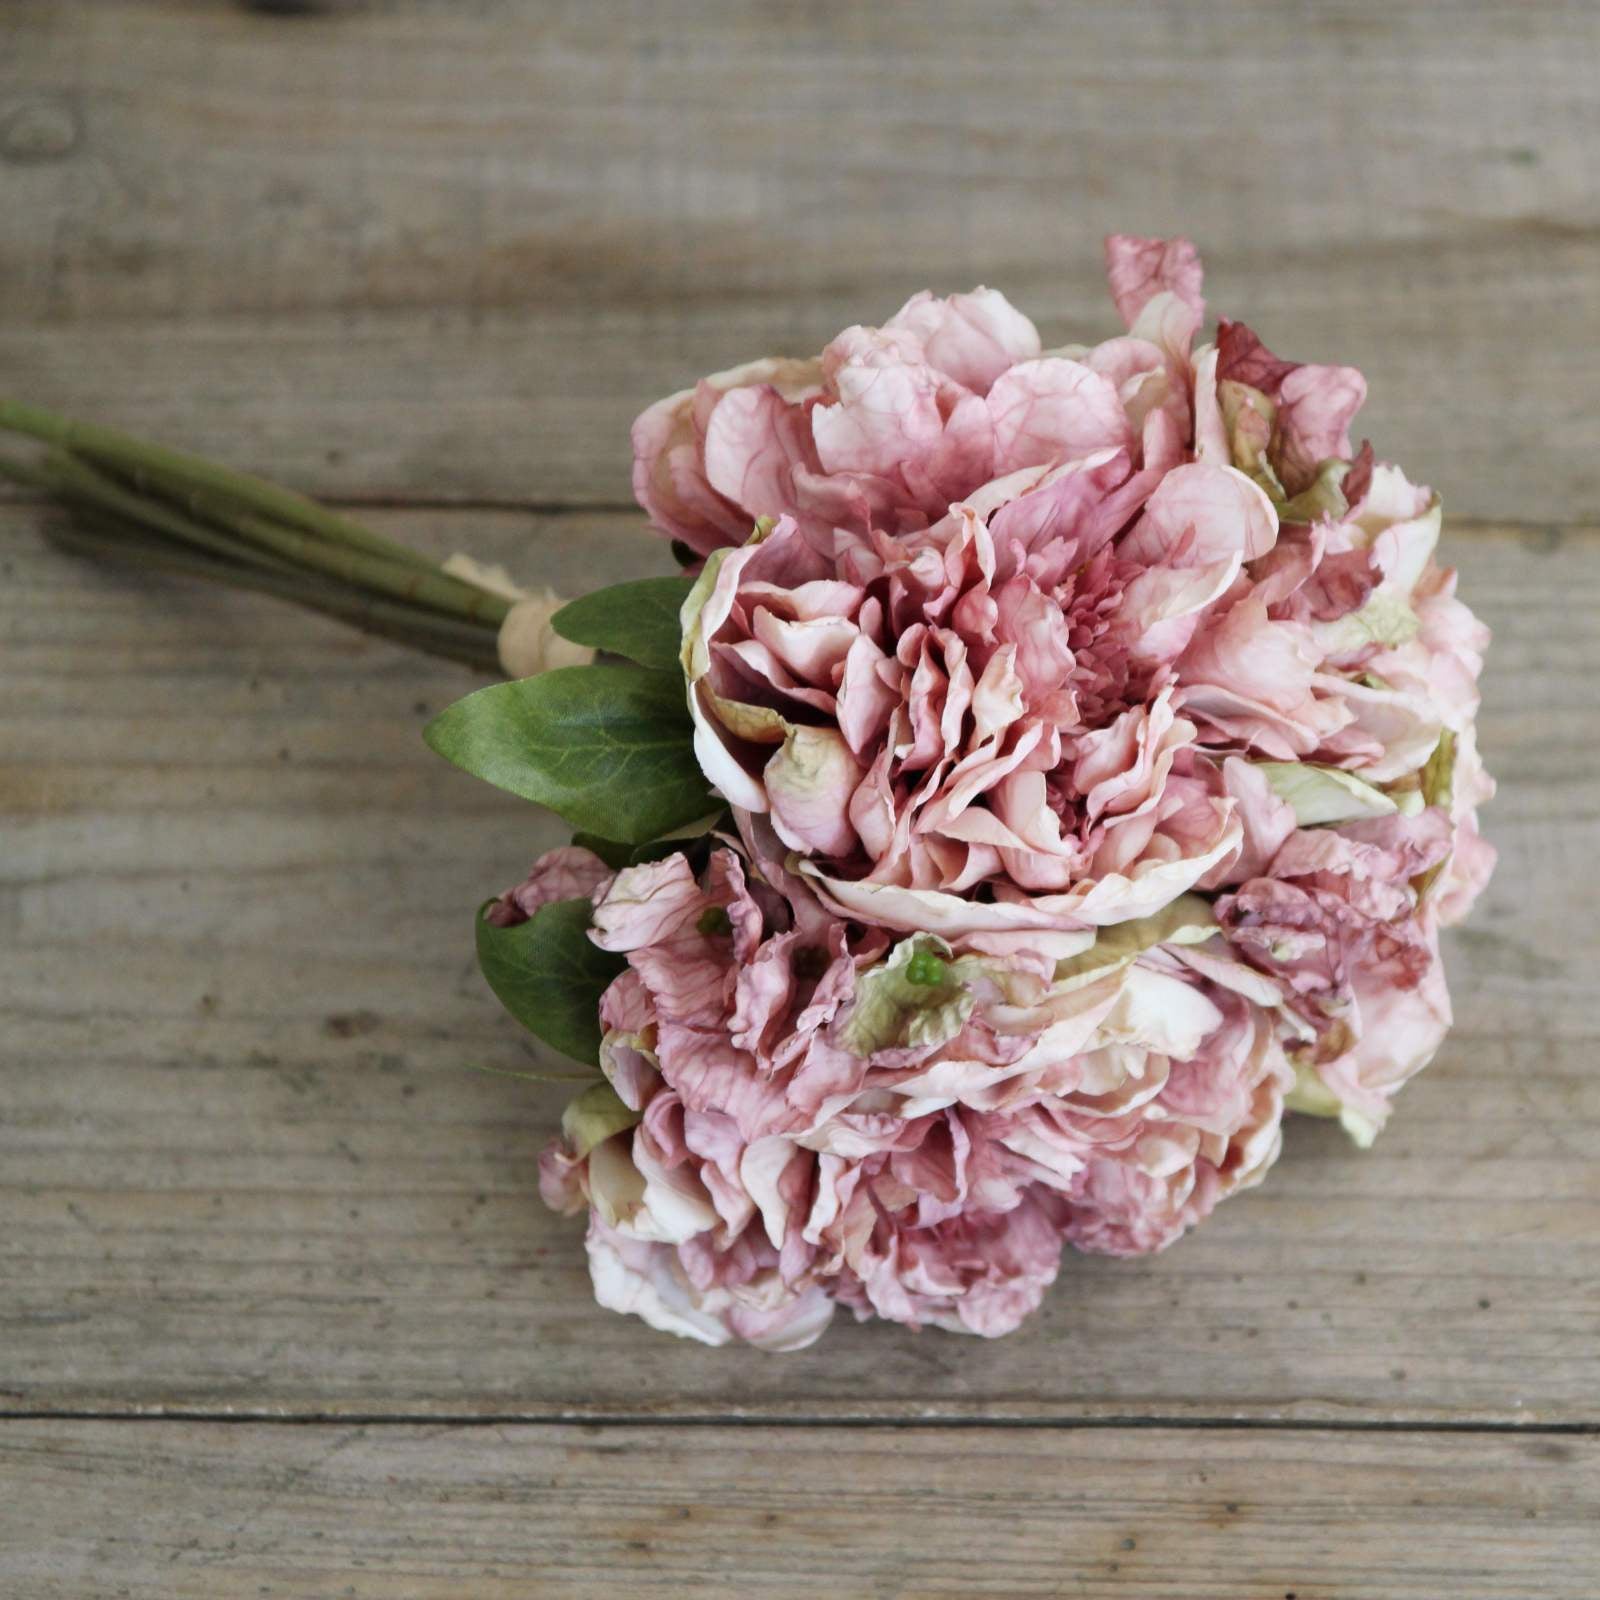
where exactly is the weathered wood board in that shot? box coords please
[3,1422,1596,1599]
[2,1,1599,518]
[3,2,1598,1593]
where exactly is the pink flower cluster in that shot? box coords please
[524,834,1288,1348]
[529,236,1493,1346]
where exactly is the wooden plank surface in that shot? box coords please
[4,507,1596,1424]
[2,1421,1596,1599]
[5,2,1600,1592]
[1,0,1598,519]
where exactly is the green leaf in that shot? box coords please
[550,576,695,671]
[1421,727,1457,810]
[1286,1062,1380,1148]
[462,1061,600,1086]
[1051,893,1218,987]
[839,935,988,1058]
[570,832,634,871]
[560,1080,642,1157]
[423,664,713,844]
[1277,459,1349,524]
[1254,761,1399,826]
[1313,589,1419,655]
[572,824,724,872]
[474,896,627,1066]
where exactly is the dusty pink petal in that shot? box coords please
[631,389,745,557]
[982,451,1136,579]
[1215,320,1367,496]
[885,287,1043,393]
[1183,596,1317,712]
[656,1027,793,1141]
[1104,234,1205,329]
[1216,810,1454,1123]
[589,855,707,952]
[810,328,947,477]
[723,1285,838,1350]
[1215,320,1299,391]
[1080,334,1167,395]
[1191,343,1228,465]
[1079,334,1189,449]
[1408,580,1488,729]
[1317,926,1453,1132]
[589,853,765,1029]
[703,384,827,527]
[1313,673,1443,784]
[835,632,900,756]
[1119,462,1279,568]
[749,606,858,684]
[633,357,827,557]
[1059,998,1287,1256]
[1274,362,1368,494]
[487,846,613,927]
[729,933,802,1060]
[832,1181,1069,1337]
[764,728,865,858]
[538,1138,590,1215]
[1349,459,1433,531]
[1179,597,1350,758]
[1112,555,1241,666]
[1127,292,1204,371]
[1072,692,1193,823]
[585,1217,833,1352]
[598,963,652,1035]
[988,358,1133,474]
[992,575,1076,699]
[1434,815,1497,929]
[1200,757,1298,887]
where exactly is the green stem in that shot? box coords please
[0,396,437,573]
[89,452,511,626]
[28,448,512,628]
[2,397,529,665]
[222,501,511,626]
[48,519,503,674]
[3,448,301,580]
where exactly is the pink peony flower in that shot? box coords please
[1216,811,1457,1141]
[535,843,1292,1346]
[681,493,1252,935]
[673,237,1492,961]
[632,233,1217,563]
[632,290,1047,560]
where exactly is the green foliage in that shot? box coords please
[423,664,713,844]
[474,897,627,1066]
[550,576,695,671]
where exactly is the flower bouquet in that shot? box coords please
[5,236,1493,1349]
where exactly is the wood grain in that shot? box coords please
[4,506,1595,1424]
[4,5,1599,1590]
[1,1421,1595,1599]
[2,1,1599,517]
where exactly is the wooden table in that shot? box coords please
[3,4,1597,1595]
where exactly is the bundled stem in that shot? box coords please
[48,520,505,674]
[0,398,512,671]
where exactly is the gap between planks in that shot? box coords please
[0,488,641,516]
[1,1412,1596,1436]
[4,492,1598,542]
